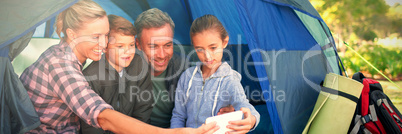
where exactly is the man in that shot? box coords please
[135,9,258,133]
[135,8,186,128]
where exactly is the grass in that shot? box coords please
[378,80,402,111]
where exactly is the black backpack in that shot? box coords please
[349,72,402,134]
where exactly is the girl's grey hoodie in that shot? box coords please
[170,62,260,129]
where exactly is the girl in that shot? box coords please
[20,0,216,133]
[171,14,260,133]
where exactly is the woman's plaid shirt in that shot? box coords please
[20,41,113,133]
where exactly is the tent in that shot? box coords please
[0,0,345,133]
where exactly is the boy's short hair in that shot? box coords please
[108,14,135,36]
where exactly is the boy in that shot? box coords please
[80,15,153,133]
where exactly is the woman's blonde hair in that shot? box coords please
[55,0,106,38]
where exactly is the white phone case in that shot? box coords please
[205,111,244,134]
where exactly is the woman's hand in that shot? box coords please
[226,108,256,134]
[98,109,219,134]
[197,122,220,134]
[175,122,219,134]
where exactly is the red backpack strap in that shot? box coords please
[361,79,374,116]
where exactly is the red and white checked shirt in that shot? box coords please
[20,41,113,133]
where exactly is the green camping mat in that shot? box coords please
[303,73,363,134]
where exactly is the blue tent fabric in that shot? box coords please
[107,0,143,22]
[180,0,194,23]
[187,0,247,45]
[235,0,319,51]
[234,0,333,133]
[234,0,282,133]
[147,0,192,45]
[1,57,41,134]
[249,104,274,134]
[0,47,8,58]
[262,0,323,22]
[262,50,329,134]
[224,45,265,105]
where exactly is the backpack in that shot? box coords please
[349,72,402,134]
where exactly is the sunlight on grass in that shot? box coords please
[379,80,402,111]
[376,35,402,48]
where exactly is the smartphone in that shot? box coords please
[205,111,243,134]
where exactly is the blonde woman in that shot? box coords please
[20,0,217,133]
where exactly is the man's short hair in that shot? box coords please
[134,8,175,41]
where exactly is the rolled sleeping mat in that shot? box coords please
[303,73,363,134]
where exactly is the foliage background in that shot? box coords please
[310,0,402,110]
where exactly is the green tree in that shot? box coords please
[310,0,390,42]
[387,4,402,36]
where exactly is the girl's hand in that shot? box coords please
[226,108,256,134]
[217,105,235,115]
